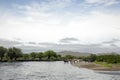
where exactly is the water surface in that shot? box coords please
[0,61,120,80]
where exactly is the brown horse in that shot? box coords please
[64,60,69,63]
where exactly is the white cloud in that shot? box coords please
[59,37,80,43]
[85,0,119,6]
[17,0,73,12]
[0,6,120,44]
[0,0,120,53]
[67,11,120,43]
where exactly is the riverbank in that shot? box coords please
[72,61,120,71]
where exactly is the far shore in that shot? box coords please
[72,61,120,71]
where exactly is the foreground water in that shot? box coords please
[0,61,120,80]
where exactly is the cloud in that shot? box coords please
[17,45,47,53]
[110,44,118,47]
[101,39,120,48]
[0,38,120,53]
[37,43,120,53]
[39,42,57,46]
[0,38,22,47]
[13,38,22,41]
[17,0,74,13]
[102,38,120,44]
[85,0,119,6]
[1,8,120,44]
[59,37,79,43]
[28,42,37,44]
[0,0,120,53]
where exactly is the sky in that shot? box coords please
[0,0,120,53]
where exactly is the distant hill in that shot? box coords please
[97,52,119,55]
[57,51,91,57]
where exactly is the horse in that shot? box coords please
[64,60,69,63]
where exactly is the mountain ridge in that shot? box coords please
[57,51,91,57]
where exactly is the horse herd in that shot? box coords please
[63,59,82,64]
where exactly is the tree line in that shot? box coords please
[0,46,85,62]
[0,46,120,63]
[82,54,120,64]
[0,46,62,61]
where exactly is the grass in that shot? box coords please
[95,61,112,68]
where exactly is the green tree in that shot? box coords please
[23,54,29,60]
[44,50,57,60]
[64,55,75,60]
[89,54,97,62]
[37,52,43,60]
[56,54,62,60]
[0,46,7,60]
[7,47,23,61]
[30,52,37,60]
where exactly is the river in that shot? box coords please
[0,61,120,80]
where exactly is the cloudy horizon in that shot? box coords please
[0,0,120,53]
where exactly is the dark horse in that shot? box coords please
[64,60,69,63]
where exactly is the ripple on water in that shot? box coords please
[0,62,120,80]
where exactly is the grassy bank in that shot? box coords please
[72,61,120,71]
[95,61,112,68]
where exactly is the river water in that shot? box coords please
[0,61,120,80]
